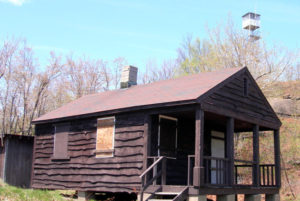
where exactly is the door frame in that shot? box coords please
[158,115,178,157]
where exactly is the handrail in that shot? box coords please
[172,186,188,201]
[234,159,254,164]
[139,156,167,201]
[203,156,229,161]
[139,156,164,178]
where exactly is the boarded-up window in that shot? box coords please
[53,123,70,160]
[96,117,115,158]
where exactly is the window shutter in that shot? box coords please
[53,123,70,159]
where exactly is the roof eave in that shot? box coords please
[32,99,198,125]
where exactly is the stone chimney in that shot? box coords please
[120,65,138,89]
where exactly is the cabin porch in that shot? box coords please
[140,106,280,201]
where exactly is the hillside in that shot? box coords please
[265,80,300,117]
[278,117,300,201]
[265,81,299,201]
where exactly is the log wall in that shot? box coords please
[32,112,145,192]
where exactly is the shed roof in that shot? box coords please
[33,67,243,123]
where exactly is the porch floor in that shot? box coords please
[144,185,280,196]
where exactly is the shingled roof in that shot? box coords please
[33,67,243,123]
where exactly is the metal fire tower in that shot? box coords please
[242,12,261,41]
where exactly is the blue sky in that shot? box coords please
[0,0,299,70]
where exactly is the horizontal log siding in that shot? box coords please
[32,113,145,192]
[203,72,280,126]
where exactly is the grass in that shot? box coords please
[0,179,74,201]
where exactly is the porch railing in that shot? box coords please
[188,156,230,186]
[260,164,276,186]
[234,159,253,186]
[203,156,230,186]
[234,163,276,186]
[187,156,276,187]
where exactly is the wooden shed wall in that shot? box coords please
[4,136,33,188]
[32,112,145,192]
[202,71,280,128]
[0,144,4,179]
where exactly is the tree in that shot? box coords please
[111,57,127,89]
[0,40,61,135]
[140,59,177,84]
[63,55,108,99]
[26,52,62,134]
[177,17,299,89]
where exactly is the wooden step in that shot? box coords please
[148,199,173,201]
[154,192,179,195]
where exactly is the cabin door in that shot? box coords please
[211,130,225,184]
[158,115,178,158]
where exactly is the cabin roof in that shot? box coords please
[33,67,243,123]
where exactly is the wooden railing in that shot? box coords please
[203,156,230,186]
[234,163,276,186]
[234,164,253,185]
[234,159,253,186]
[260,164,276,186]
[187,155,276,188]
[139,156,167,201]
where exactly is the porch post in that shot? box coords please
[226,117,234,186]
[253,124,260,187]
[193,105,204,187]
[142,115,151,185]
[274,129,281,187]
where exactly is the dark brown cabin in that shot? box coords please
[31,67,281,201]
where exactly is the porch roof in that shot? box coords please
[33,67,243,123]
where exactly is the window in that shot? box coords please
[96,117,115,158]
[243,77,248,97]
[53,123,70,160]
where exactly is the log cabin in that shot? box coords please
[31,66,281,201]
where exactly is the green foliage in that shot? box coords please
[178,38,219,74]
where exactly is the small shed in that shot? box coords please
[0,134,34,188]
[31,67,281,201]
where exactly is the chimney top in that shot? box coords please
[120,65,138,89]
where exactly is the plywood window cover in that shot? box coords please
[96,116,115,158]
